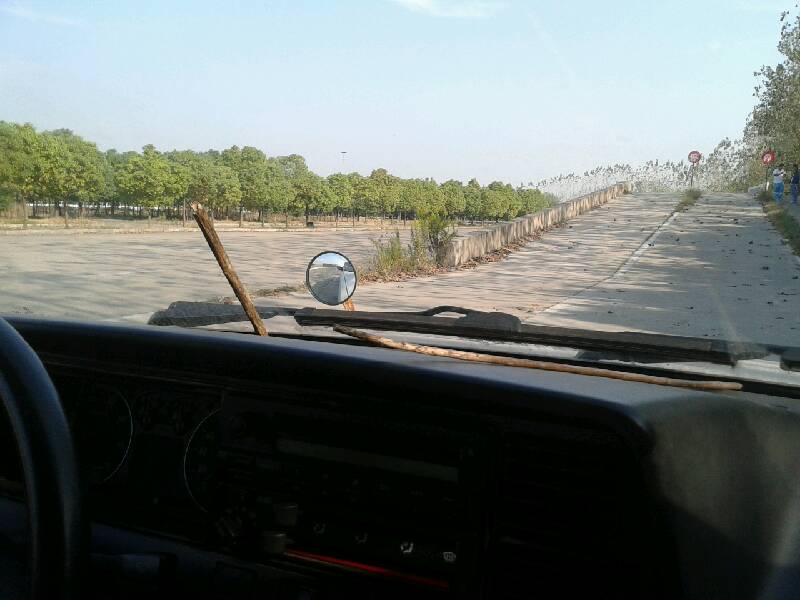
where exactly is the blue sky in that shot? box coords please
[0,0,789,183]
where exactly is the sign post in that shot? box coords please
[688,150,701,187]
[762,150,776,191]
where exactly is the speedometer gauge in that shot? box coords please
[67,384,133,485]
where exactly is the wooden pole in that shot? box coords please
[190,202,268,336]
[333,326,742,392]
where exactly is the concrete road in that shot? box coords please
[528,193,800,344]
[268,192,800,345]
[3,192,799,346]
[0,228,406,319]
[306,193,678,314]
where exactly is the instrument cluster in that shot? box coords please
[54,373,221,496]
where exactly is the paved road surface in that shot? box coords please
[3,192,798,345]
[269,192,800,345]
[301,193,678,314]
[0,228,406,319]
[528,193,800,344]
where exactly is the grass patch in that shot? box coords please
[363,214,457,282]
[675,188,702,212]
[760,198,800,257]
[363,230,436,281]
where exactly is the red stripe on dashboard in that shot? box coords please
[284,549,449,589]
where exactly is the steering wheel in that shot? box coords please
[0,318,83,599]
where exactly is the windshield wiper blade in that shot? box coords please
[148,301,297,328]
[149,302,778,365]
[293,306,772,365]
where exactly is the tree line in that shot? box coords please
[535,144,753,201]
[0,122,554,227]
[539,9,800,200]
[746,8,800,181]
[7,8,796,225]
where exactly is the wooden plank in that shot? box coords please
[191,202,268,336]
[294,308,769,364]
[333,325,742,391]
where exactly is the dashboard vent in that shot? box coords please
[489,428,660,599]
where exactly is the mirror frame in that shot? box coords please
[305,251,358,306]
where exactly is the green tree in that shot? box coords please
[116,145,184,223]
[517,187,550,214]
[344,172,365,225]
[464,178,483,222]
[274,154,309,180]
[100,149,144,217]
[273,154,311,226]
[352,174,377,220]
[440,179,466,218]
[222,145,271,226]
[0,122,39,218]
[416,178,445,217]
[327,172,353,226]
[507,191,523,218]
[0,119,557,227]
[262,158,292,225]
[209,164,242,214]
[369,168,400,223]
[396,178,421,221]
[490,183,521,219]
[99,150,121,216]
[752,10,800,159]
[316,178,339,217]
[292,172,325,223]
[37,129,104,226]
[482,182,512,221]
[176,154,241,217]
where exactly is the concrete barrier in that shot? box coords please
[442,181,632,267]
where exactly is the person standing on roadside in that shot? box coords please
[791,164,799,205]
[773,164,786,203]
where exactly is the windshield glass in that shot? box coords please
[1,2,798,381]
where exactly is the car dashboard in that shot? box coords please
[2,318,800,599]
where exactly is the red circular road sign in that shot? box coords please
[762,150,776,166]
[688,150,702,164]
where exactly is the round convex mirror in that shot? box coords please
[306,251,358,306]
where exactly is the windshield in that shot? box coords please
[1,2,798,381]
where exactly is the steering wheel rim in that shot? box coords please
[0,318,83,599]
